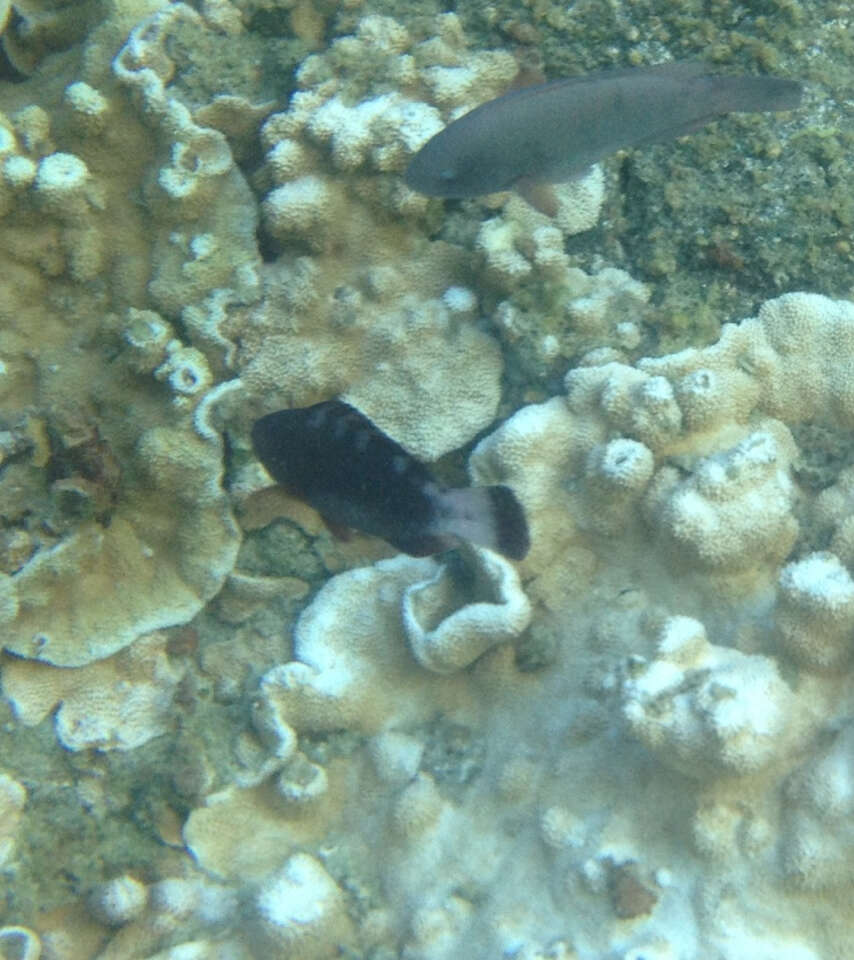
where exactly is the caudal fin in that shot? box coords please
[436,486,530,560]
[711,74,802,114]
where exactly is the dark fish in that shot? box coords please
[405,61,802,201]
[251,400,530,561]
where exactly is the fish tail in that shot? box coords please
[435,486,530,560]
[711,74,802,114]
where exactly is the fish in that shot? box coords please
[405,61,802,207]
[251,400,530,560]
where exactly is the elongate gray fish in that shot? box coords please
[252,400,530,560]
[405,61,802,200]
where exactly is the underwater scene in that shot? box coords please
[0,0,850,956]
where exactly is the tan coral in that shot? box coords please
[641,292,854,428]
[0,771,25,869]
[3,0,102,76]
[0,3,267,670]
[3,422,239,667]
[1,632,184,748]
[241,264,504,460]
[469,397,581,574]
[112,4,261,315]
[579,437,655,535]
[568,363,683,453]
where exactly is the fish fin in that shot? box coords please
[630,73,802,151]
[435,486,530,560]
[486,485,530,560]
[320,515,354,541]
[708,74,802,114]
[387,532,457,557]
[515,178,558,217]
[507,64,547,91]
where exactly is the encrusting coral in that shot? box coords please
[1,632,185,750]
[188,291,854,958]
[0,2,261,668]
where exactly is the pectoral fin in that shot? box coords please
[515,178,558,217]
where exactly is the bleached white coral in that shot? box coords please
[262,174,339,246]
[88,874,148,926]
[0,772,25,869]
[250,853,351,956]
[392,772,446,839]
[775,552,854,670]
[123,309,174,374]
[644,427,798,573]
[621,616,803,777]
[155,345,214,403]
[782,721,854,889]
[369,731,424,785]
[33,151,90,219]
[64,81,110,135]
[580,438,655,534]
[402,546,532,674]
[307,92,398,169]
[582,365,683,451]
[148,877,236,936]
[2,153,35,190]
[266,137,309,182]
[255,556,439,734]
[476,172,606,290]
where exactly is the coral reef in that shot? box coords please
[0,0,850,958]
[0,2,252,667]
[249,853,354,956]
[782,721,854,890]
[237,8,537,460]
[0,771,25,870]
[403,545,531,674]
[185,292,854,958]
[2,632,185,750]
[620,616,806,778]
